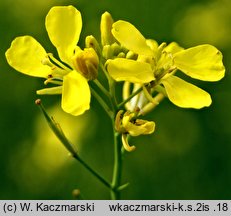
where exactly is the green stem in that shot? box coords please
[100,63,124,199]
[99,63,117,111]
[93,79,111,98]
[36,100,111,190]
[90,87,114,119]
[110,130,123,200]
[100,62,111,82]
[72,153,111,189]
[109,77,118,111]
[97,63,124,199]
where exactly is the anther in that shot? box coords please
[41,56,53,67]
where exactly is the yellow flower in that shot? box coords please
[115,110,155,152]
[107,20,225,109]
[5,6,99,116]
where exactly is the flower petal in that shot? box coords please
[45,6,82,65]
[112,20,153,55]
[37,86,62,95]
[135,119,155,135]
[62,71,90,116]
[174,44,225,81]
[146,39,158,53]
[122,134,136,152]
[5,36,50,78]
[107,58,155,83]
[164,42,184,54]
[122,116,155,136]
[161,76,212,109]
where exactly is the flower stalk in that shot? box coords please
[35,99,111,190]
[110,131,123,200]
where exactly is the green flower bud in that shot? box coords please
[102,45,113,60]
[111,42,122,55]
[117,52,126,58]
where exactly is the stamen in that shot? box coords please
[168,66,177,74]
[51,66,69,78]
[48,53,72,72]
[156,42,167,61]
[142,86,159,105]
[158,42,167,51]
[141,93,165,116]
[44,78,63,85]
[41,56,54,67]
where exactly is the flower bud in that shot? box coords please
[85,35,101,57]
[102,45,113,60]
[72,47,99,80]
[117,52,126,58]
[126,50,138,60]
[111,42,122,55]
[100,11,115,46]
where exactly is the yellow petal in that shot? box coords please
[164,42,184,54]
[122,116,155,136]
[5,36,50,78]
[112,20,153,55]
[146,39,158,53]
[62,71,90,116]
[135,119,155,135]
[37,86,62,95]
[122,134,136,152]
[161,76,212,109]
[46,6,82,65]
[107,58,155,83]
[174,44,225,81]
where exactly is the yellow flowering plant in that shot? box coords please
[5,5,225,199]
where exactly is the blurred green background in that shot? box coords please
[0,0,231,199]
